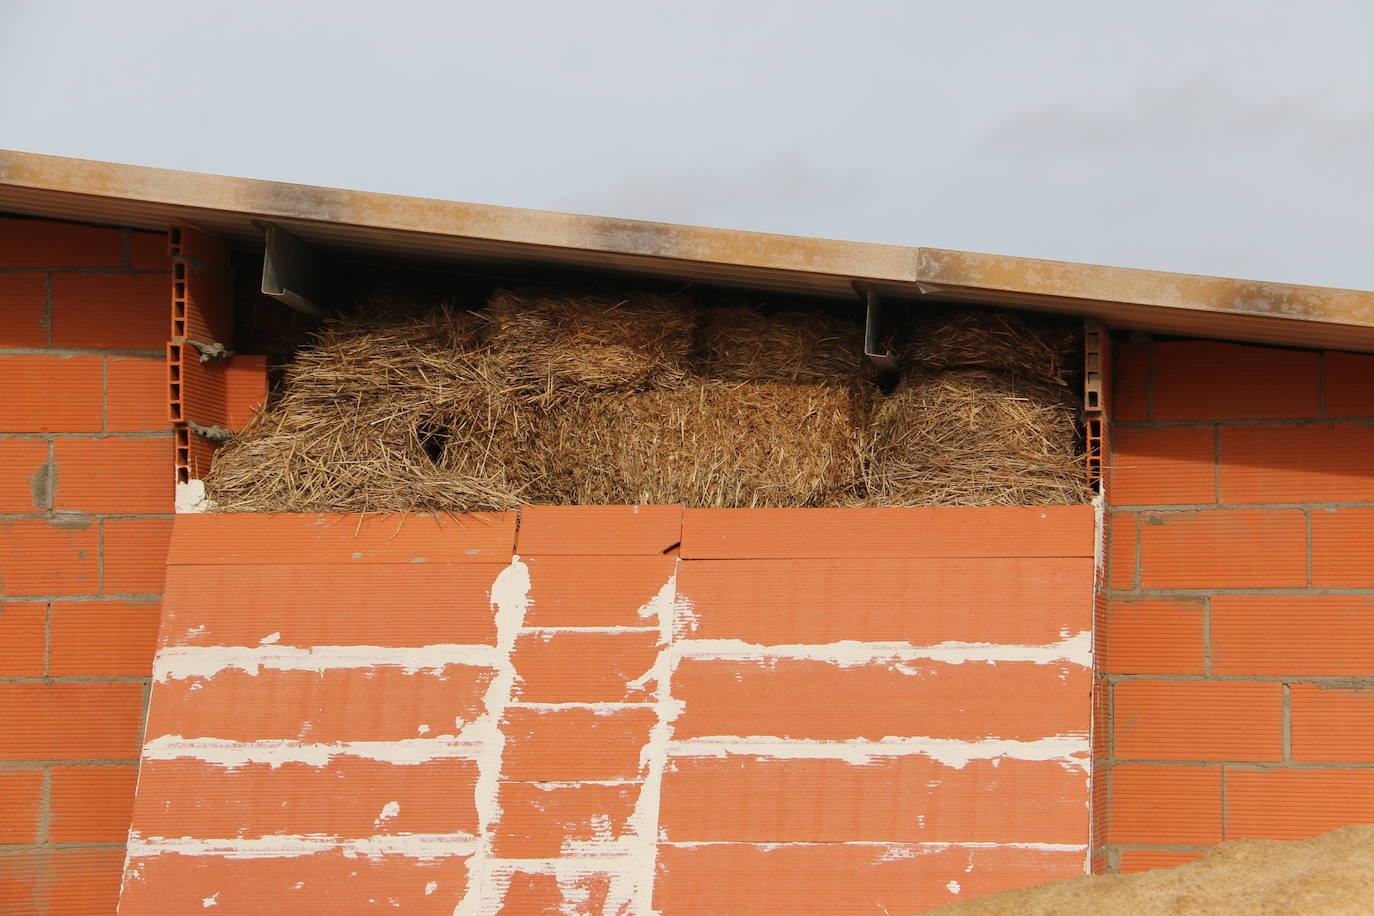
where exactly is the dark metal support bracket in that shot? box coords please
[855,282,899,372]
[260,222,334,316]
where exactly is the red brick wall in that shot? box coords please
[0,216,173,914]
[1096,337,1374,872]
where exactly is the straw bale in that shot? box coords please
[863,369,1088,507]
[696,306,864,381]
[525,380,868,508]
[897,307,1080,385]
[489,288,695,395]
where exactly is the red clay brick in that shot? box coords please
[102,516,174,593]
[1312,508,1374,586]
[493,781,638,857]
[0,518,99,595]
[512,630,660,703]
[49,600,160,676]
[0,682,145,760]
[1113,680,1282,762]
[499,707,657,781]
[0,438,50,511]
[131,756,479,839]
[0,768,44,843]
[1113,338,1149,421]
[1211,595,1374,676]
[119,850,470,915]
[1106,764,1221,845]
[516,504,683,554]
[1137,509,1307,588]
[1101,598,1205,675]
[661,754,1087,845]
[0,272,49,347]
[0,354,104,432]
[128,230,171,271]
[0,601,46,676]
[1110,425,1216,506]
[1151,341,1320,420]
[1109,512,1138,591]
[672,657,1090,743]
[0,216,123,268]
[1219,423,1374,503]
[106,354,168,431]
[53,436,173,513]
[1117,850,1204,873]
[678,557,1093,645]
[49,764,138,842]
[523,554,677,627]
[0,847,126,915]
[145,665,494,744]
[1324,351,1374,418]
[1290,685,1374,763]
[50,272,169,350]
[495,870,620,915]
[160,563,504,648]
[1226,768,1374,840]
[225,354,268,426]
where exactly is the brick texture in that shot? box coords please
[0,272,49,348]
[1150,341,1320,420]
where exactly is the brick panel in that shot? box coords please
[1109,512,1138,590]
[103,517,174,594]
[0,519,99,595]
[0,439,50,512]
[1110,426,1216,506]
[1311,507,1374,587]
[0,768,44,844]
[1219,423,1374,504]
[0,601,45,677]
[48,764,138,842]
[498,707,657,781]
[128,230,171,271]
[1226,769,1374,840]
[49,600,160,676]
[0,682,145,761]
[1150,341,1320,420]
[0,216,123,268]
[495,870,621,914]
[1112,338,1149,421]
[493,781,639,857]
[1100,598,1205,675]
[0,847,126,915]
[1290,685,1374,763]
[1324,351,1374,418]
[106,355,168,431]
[511,630,660,703]
[1117,850,1204,873]
[0,272,49,347]
[50,272,168,350]
[522,554,676,627]
[52,436,173,514]
[1113,680,1282,761]
[1105,764,1222,845]
[1211,595,1374,676]
[515,504,683,554]
[1137,509,1307,588]
[0,354,104,432]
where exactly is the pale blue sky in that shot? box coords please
[3,0,1371,288]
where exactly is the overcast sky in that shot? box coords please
[3,0,1371,289]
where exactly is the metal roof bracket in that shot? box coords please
[855,282,899,373]
[260,222,333,316]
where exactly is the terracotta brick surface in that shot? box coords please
[1109,512,1138,591]
[49,600,160,676]
[1311,508,1374,587]
[660,754,1087,845]
[50,272,168,350]
[652,842,1085,915]
[0,767,44,844]
[119,850,470,915]
[0,601,46,677]
[1219,423,1374,504]
[144,665,494,744]
[0,439,49,512]
[1110,425,1217,506]
[511,630,660,703]
[52,436,173,513]
[522,555,677,627]
[677,557,1093,645]
[106,355,168,431]
[0,847,126,915]
[1113,680,1282,762]
[128,230,171,271]
[1101,598,1205,675]
[1112,338,1149,421]
[493,781,638,857]
[672,657,1090,742]
[1106,764,1222,845]
[102,517,174,594]
[1151,341,1320,420]
[1117,850,1204,873]
[1290,685,1374,762]
[0,216,123,269]
[0,518,99,595]
[1137,509,1307,588]
[159,563,504,648]
[224,354,268,426]
[0,682,145,760]
[0,354,104,432]
[48,764,138,842]
[0,272,49,347]
[516,504,683,554]
[498,707,657,781]
[1226,769,1374,840]
[1211,595,1374,676]
[1324,351,1374,418]
[131,756,480,839]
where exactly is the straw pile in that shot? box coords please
[696,306,864,381]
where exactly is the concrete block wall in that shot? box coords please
[0,216,174,913]
[1097,338,1374,873]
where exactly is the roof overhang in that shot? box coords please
[3,149,1372,351]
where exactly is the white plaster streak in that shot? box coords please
[453,558,529,916]
[176,478,212,513]
[666,736,1090,771]
[125,833,480,861]
[668,632,1092,669]
[660,841,1088,852]
[140,735,483,768]
[152,644,502,681]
